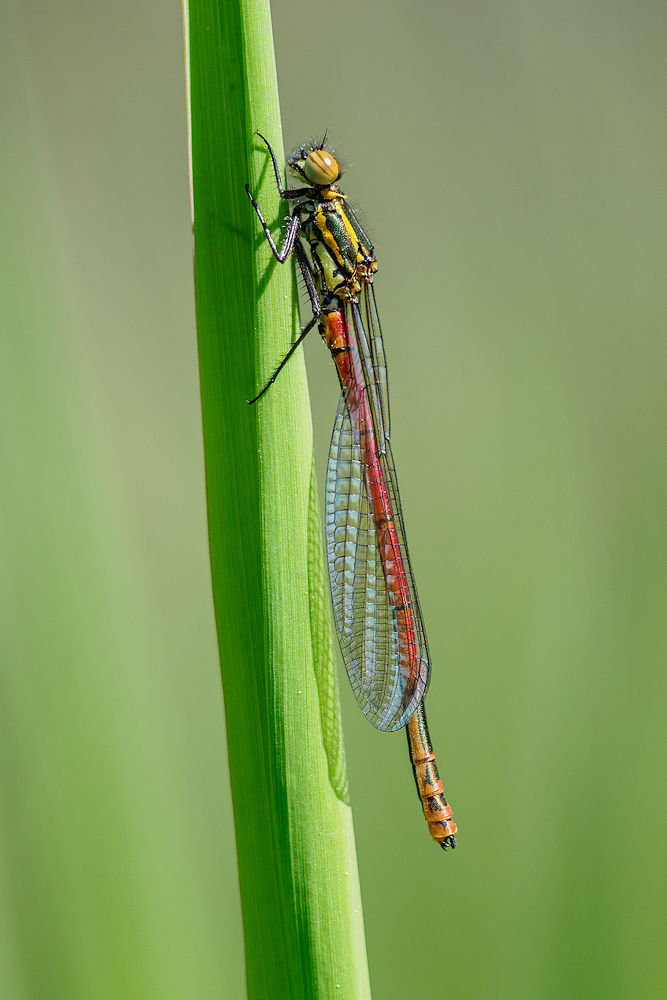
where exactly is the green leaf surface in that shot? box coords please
[184,1,370,996]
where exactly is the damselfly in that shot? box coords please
[246,133,457,850]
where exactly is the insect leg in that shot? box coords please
[247,242,322,404]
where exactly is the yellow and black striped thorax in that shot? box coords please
[298,188,377,301]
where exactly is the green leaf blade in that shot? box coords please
[184,1,371,996]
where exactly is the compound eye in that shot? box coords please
[303,149,340,185]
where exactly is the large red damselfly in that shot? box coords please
[246,133,457,850]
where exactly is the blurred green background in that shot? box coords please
[2,0,666,998]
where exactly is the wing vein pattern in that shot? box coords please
[324,291,429,732]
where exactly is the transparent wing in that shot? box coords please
[351,288,390,451]
[363,285,391,444]
[324,297,429,732]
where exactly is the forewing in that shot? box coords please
[325,323,430,732]
[361,286,391,444]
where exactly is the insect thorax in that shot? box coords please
[298,193,377,302]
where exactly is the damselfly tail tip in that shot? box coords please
[441,835,457,851]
